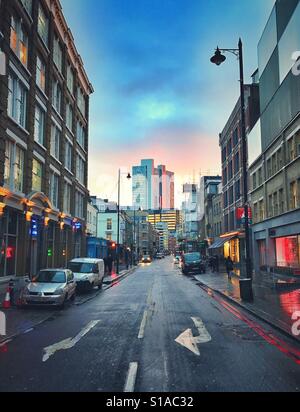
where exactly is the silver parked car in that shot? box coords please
[21,269,76,308]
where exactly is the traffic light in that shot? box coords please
[111,242,116,249]
[47,248,52,257]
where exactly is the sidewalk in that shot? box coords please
[194,270,300,342]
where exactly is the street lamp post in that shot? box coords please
[116,169,131,274]
[210,38,253,301]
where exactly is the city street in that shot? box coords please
[0,257,299,392]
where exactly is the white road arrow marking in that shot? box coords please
[175,317,211,356]
[42,320,100,362]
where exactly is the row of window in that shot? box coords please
[223,152,240,185]
[10,8,87,117]
[221,126,240,163]
[4,139,86,211]
[254,181,300,223]
[8,70,87,152]
[223,180,241,208]
[212,222,222,238]
[253,133,300,188]
[224,211,236,233]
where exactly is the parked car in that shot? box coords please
[181,252,206,275]
[68,258,105,290]
[21,269,76,308]
[156,253,164,259]
[141,255,152,263]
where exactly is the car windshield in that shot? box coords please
[68,262,95,273]
[34,271,66,284]
[184,253,201,262]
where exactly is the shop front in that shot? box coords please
[209,231,242,273]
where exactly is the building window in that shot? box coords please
[50,173,59,208]
[252,172,257,190]
[32,159,43,192]
[227,139,232,156]
[76,121,85,148]
[258,168,263,186]
[34,105,45,145]
[273,191,278,216]
[50,124,61,160]
[75,191,84,218]
[107,218,112,231]
[76,155,85,184]
[267,158,272,178]
[228,160,233,180]
[10,15,28,67]
[65,140,72,171]
[268,194,273,218]
[222,147,226,163]
[229,186,234,205]
[277,148,283,170]
[38,5,49,46]
[288,137,296,162]
[8,73,27,128]
[67,65,74,94]
[36,55,46,92]
[20,0,32,15]
[52,80,62,114]
[276,236,300,268]
[233,128,239,146]
[234,152,240,174]
[3,141,23,192]
[66,103,73,131]
[253,203,258,223]
[77,88,86,116]
[259,200,264,221]
[279,188,284,214]
[63,182,71,214]
[235,180,240,200]
[53,35,63,73]
[290,181,298,210]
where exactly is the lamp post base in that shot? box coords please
[239,278,253,302]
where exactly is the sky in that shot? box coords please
[61,0,275,207]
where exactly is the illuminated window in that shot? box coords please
[50,172,59,208]
[8,72,28,128]
[32,159,42,192]
[276,236,300,268]
[38,5,49,46]
[14,146,24,193]
[36,55,46,92]
[34,105,45,145]
[290,181,298,209]
[20,0,32,15]
[50,123,61,160]
[53,35,63,73]
[10,15,28,67]
[4,140,13,188]
[107,219,112,231]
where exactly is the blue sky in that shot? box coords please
[61,0,275,206]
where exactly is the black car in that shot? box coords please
[182,252,206,275]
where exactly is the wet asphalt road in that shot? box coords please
[0,257,300,392]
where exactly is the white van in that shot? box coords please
[68,258,105,290]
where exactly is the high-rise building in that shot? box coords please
[182,183,199,241]
[132,159,174,211]
[0,0,93,277]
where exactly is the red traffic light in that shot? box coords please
[111,242,116,249]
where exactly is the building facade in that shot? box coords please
[249,0,300,278]
[86,200,98,237]
[182,183,199,243]
[0,0,93,277]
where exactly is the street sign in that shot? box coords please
[236,207,252,225]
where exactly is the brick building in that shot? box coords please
[0,0,93,278]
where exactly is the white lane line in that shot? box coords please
[138,310,148,339]
[42,320,100,362]
[124,362,138,392]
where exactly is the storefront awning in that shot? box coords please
[209,235,237,250]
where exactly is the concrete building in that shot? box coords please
[86,200,98,237]
[0,0,93,277]
[132,159,174,211]
[182,183,199,242]
[249,0,300,279]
